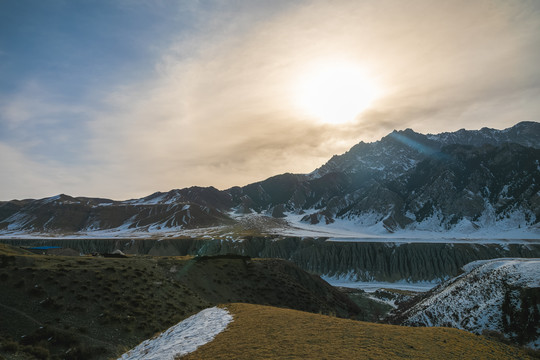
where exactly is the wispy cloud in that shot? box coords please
[0,82,95,163]
[1,0,540,200]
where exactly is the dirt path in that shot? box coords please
[0,301,43,327]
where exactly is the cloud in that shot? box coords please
[3,0,540,200]
[0,142,82,200]
[1,83,73,127]
[0,82,96,164]
[87,0,540,193]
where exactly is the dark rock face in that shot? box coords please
[0,121,539,233]
[2,237,539,283]
[426,121,540,148]
[301,132,540,230]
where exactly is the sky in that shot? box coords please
[1,0,540,201]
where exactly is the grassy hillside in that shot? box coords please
[0,244,360,359]
[185,303,535,359]
[2,243,533,359]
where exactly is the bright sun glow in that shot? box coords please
[295,62,380,124]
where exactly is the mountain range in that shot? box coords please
[1,121,539,237]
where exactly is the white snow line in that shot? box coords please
[118,307,233,360]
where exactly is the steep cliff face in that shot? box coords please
[390,143,539,230]
[198,239,540,282]
[2,237,539,283]
[302,143,540,232]
[0,122,538,236]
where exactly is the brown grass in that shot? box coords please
[184,303,534,360]
[0,243,34,256]
[0,245,362,359]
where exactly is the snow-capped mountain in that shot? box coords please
[0,193,233,233]
[233,121,540,234]
[310,121,540,179]
[391,258,540,349]
[0,121,538,236]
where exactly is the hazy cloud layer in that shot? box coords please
[1,0,539,200]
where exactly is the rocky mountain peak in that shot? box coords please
[1,121,538,236]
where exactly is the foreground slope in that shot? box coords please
[182,303,534,359]
[392,258,540,349]
[0,244,359,359]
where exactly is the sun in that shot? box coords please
[295,61,379,124]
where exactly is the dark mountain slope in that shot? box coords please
[1,121,538,235]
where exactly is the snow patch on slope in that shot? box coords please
[400,258,540,348]
[118,307,232,360]
[322,273,439,292]
[275,213,540,242]
[1,211,538,242]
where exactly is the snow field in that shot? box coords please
[118,307,233,360]
[2,210,539,242]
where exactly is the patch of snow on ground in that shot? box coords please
[462,258,540,287]
[4,212,36,231]
[40,195,61,204]
[118,307,232,360]
[1,211,538,242]
[278,213,540,243]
